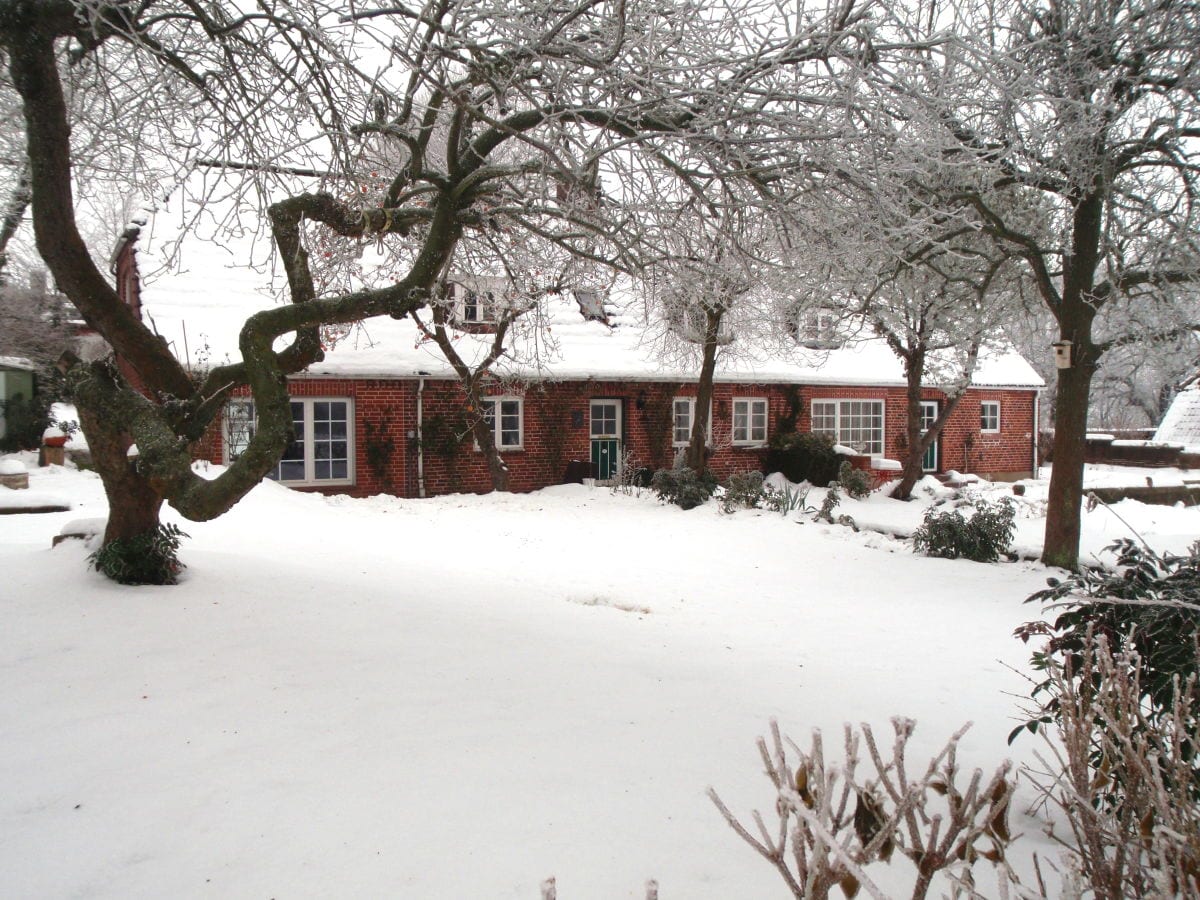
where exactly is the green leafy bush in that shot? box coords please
[89,523,189,585]
[720,470,765,513]
[763,431,840,486]
[837,460,872,500]
[1013,539,1200,798]
[912,498,1015,562]
[651,461,717,510]
[0,393,50,452]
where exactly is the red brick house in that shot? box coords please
[120,218,1044,499]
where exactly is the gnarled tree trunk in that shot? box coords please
[1042,350,1096,570]
[78,404,164,546]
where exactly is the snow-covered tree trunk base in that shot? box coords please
[79,405,164,550]
[1043,363,1095,570]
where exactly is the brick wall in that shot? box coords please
[197,376,1038,497]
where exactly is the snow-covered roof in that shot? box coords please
[0,356,36,372]
[130,195,1044,391]
[1155,379,1200,451]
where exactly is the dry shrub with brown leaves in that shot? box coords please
[1024,633,1200,899]
[709,719,1022,899]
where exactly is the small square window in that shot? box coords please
[981,401,1001,434]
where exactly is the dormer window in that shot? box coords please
[798,307,839,348]
[574,288,610,324]
[449,282,499,325]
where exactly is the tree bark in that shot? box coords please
[1040,187,1104,570]
[686,306,723,473]
[78,405,164,546]
[890,341,976,501]
[1042,355,1095,569]
[468,390,511,493]
[892,349,927,500]
[0,161,30,282]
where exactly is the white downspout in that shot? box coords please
[417,377,427,498]
[1032,391,1040,477]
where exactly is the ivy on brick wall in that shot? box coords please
[363,405,399,492]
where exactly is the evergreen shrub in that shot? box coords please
[90,523,188,585]
[1014,539,1200,799]
[651,461,717,510]
[837,460,872,499]
[911,497,1015,562]
[763,431,841,486]
[720,470,765,513]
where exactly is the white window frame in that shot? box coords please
[798,307,838,347]
[731,397,769,446]
[448,281,500,325]
[672,396,695,447]
[981,400,1001,434]
[811,398,885,455]
[224,397,355,487]
[481,396,524,450]
[672,396,715,447]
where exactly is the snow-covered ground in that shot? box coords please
[1,460,1197,898]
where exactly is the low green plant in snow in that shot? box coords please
[912,498,1015,563]
[837,460,872,500]
[89,523,188,585]
[650,460,717,510]
[720,470,766,513]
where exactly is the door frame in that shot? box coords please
[589,398,623,480]
[919,400,940,472]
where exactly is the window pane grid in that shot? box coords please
[226,398,353,485]
[484,398,523,449]
[812,399,883,455]
[673,398,693,445]
[732,398,767,444]
[981,402,1000,432]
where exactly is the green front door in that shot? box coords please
[920,401,939,472]
[590,400,621,480]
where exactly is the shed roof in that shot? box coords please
[1155,378,1200,451]
[0,356,36,372]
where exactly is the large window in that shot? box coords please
[225,397,354,486]
[481,397,523,449]
[811,399,884,455]
[980,401,1001,433]
[732,397,768,445]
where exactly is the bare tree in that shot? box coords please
[641,205,776,473]
[897,0,1200,568]
[0,0,882,576]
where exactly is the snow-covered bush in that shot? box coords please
[720,470,765,513]
[837,461,871,500]
[650,460,716,510]
[764,431,841,487]
[911,498,1015,562]
[89,523,189,585]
